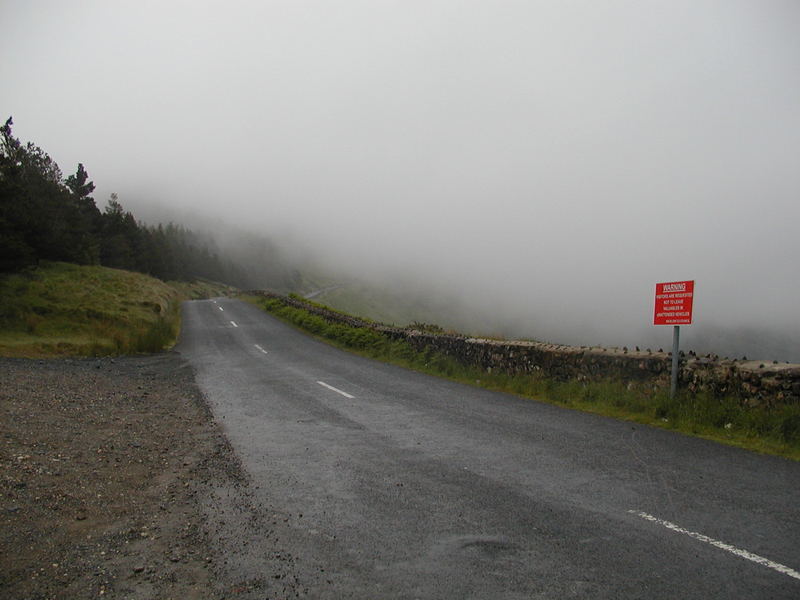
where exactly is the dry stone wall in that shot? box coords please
[249,291,800,408]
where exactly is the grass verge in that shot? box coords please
[246,294,800,461]
[168,278,237,300]
[0,262,183,356]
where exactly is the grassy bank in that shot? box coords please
[0,262,184,357]
[248,294,800,461]
[168,278,237,300]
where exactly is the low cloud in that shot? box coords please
[2,0,798,360]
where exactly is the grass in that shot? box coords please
[247,294,800,461]
[168,278,237,300]
[308,281,477,331]
[312,284,414,326]
[0,262,184,357]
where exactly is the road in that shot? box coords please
[304,285,343,300]
[177,298,800,599]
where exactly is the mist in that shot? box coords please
[3,1,799,361]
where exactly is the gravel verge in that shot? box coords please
[0,352,267,599]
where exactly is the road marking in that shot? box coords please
[218,306,224,312]
[317,381,354,399]
[254,344,268,354]
[230,321,238,328]
[628,510,800,581]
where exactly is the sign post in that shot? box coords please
[654,280,695,399]
[670,325,680,400]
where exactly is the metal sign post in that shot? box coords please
[654,280,695,400]
[670,325,680,399]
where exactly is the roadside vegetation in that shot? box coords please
[0,261,185,357]
[247,295,800,461]
[168,278,237,300]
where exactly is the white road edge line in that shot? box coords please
[628,510,800,581]
[254,344,268,355]
[230,321,238,328]
[317,381,354,399]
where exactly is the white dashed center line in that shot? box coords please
[629,510,800,581]
[254,344,268,354]
[317,381,354,399]
[218,306,224,312]
[229,321,238,328]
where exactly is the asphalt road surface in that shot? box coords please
[177,298,800,599]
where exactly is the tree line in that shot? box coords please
[0,117,249,285]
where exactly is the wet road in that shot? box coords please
[177,298,800,599]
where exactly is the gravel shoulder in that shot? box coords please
[0,353,265,599]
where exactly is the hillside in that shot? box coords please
[308,280,800,363]
[304,278,502,336]
[0,262,201,357]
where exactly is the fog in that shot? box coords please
[3,1,799,360]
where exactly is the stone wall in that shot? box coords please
[249,291,800,407]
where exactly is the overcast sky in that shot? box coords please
[2,1,799,357]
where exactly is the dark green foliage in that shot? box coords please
[780,414,800,444]
[0,117,249,285]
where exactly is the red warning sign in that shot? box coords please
[654,280,695,325]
